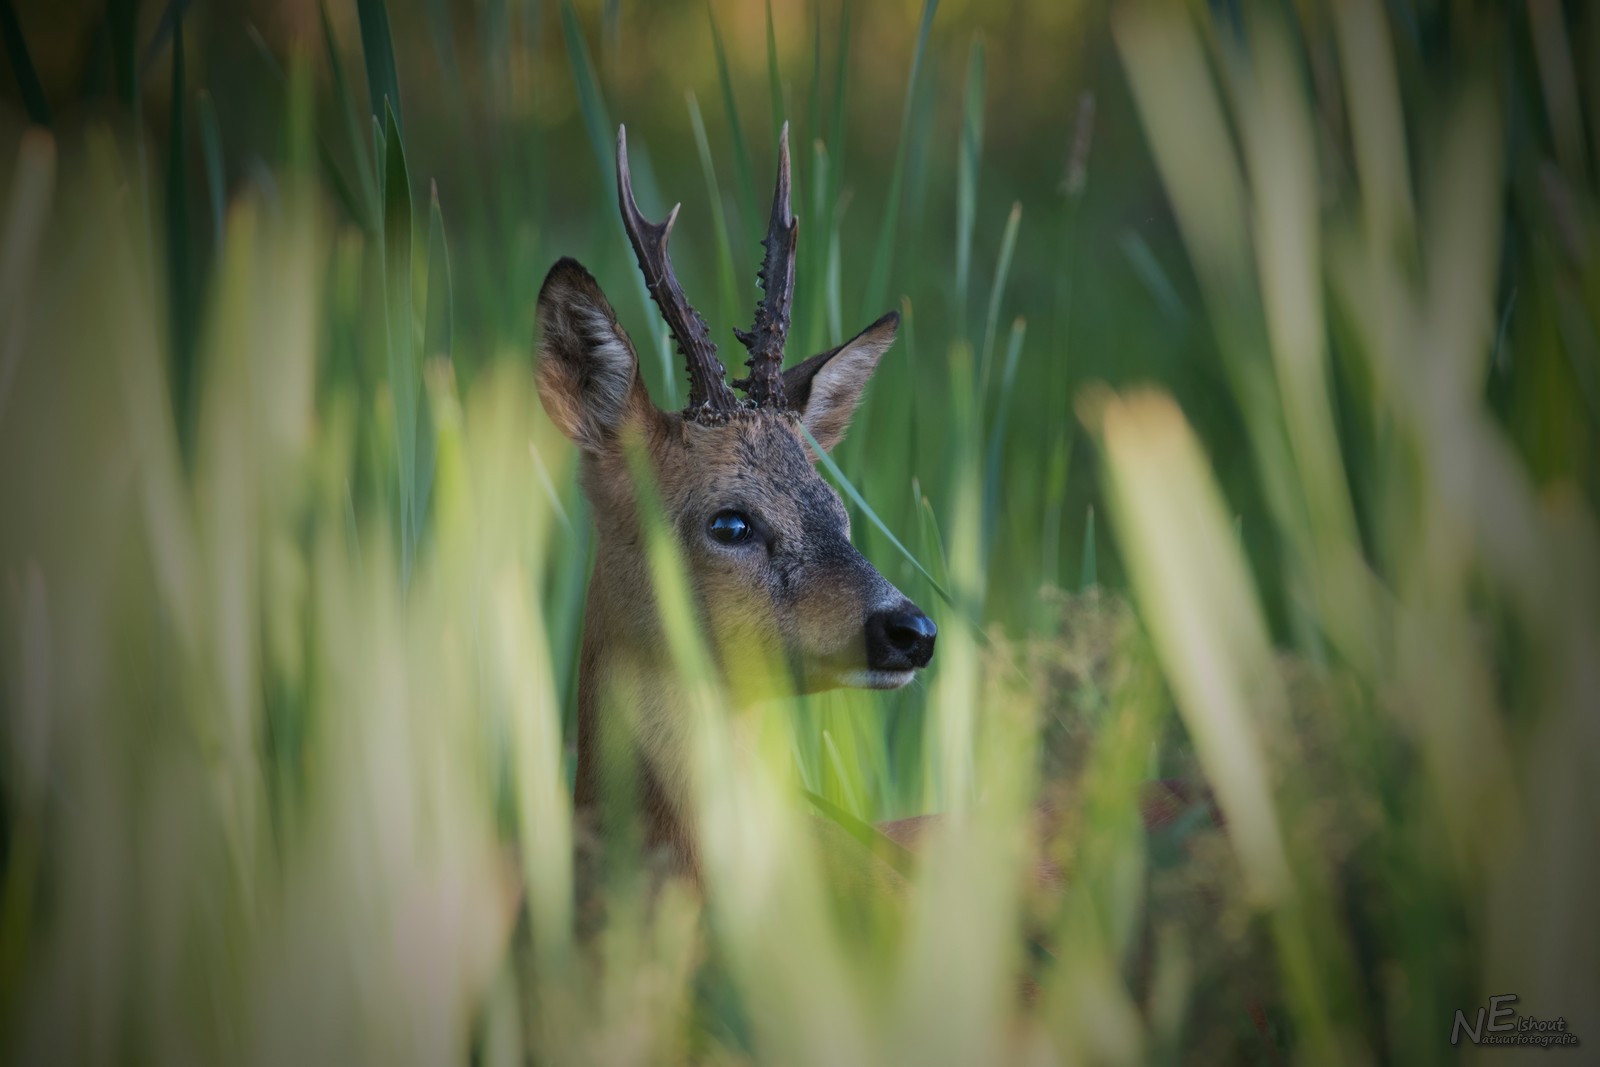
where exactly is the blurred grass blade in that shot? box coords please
[1331,0,1414,251]
[245,23,371,230]
[977,200,1020,396]
[320,0,379,226]
[981,315,1024,561]
[416,182,452,532]
[803,138,829,349]
[823,0,850,215]
[559,0,615,183]
[1118,230,1185,322]
[0,130,54,429]
[1079,504,1095,590]
[0,0,52,127]
[861,0,938,320]
[806,0,821,146]
[559,0,670,395]
[108,0,138,105]
[1526,0,1587,182]
[356,0,402,127]
[166,11,194,461]
[381,102,418,581]
[915,488,952,599]
[686,91,741,331]
[1093,389,1289,902]
[196,91,224,255]
[708,2,758,240]
[955,35,984,337]
[1039,429,1071,591]
[136,0,190,77]
[765,0,784,133]
[424,183,453,364]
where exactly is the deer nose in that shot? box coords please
[866,605,937,672]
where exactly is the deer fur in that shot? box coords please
[536,249,919,869]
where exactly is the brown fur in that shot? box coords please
[535,258,918,869]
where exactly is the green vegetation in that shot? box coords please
[0,0,1596,1062]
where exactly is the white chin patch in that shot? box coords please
[836,669,916,691]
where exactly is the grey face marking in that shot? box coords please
[658,412,906,691]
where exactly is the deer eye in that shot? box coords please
[707,510,754,546]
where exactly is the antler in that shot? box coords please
[733,122,798,409]
[616,126,738,416]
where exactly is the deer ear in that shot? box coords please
[783,311,900,452]
[535,257,656,451]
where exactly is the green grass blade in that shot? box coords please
[419,0,460,84]
[0,131,54,433]
[417,182,452,532]
[708,2,758,242]
[825,0,850,206]
[765,0,784,133]
[800,424,951,608]
[320,0,378,226]
[166,12,194,461]
[245,23,371,231]
[687,91,741,332]
[977,200,1020,395]
[558,0,670,398]
[108,0,138,105]
[981,316,1025,561]
[954,34,984,339]
[559,0,615,182]
[381,102,417,582]
[424,183,453,365]
[1079,504,1096,590]
[860,0,939,321]
[196,91,224,255]
[0,0,52,127]
[356,0,403,127]
[602,0,620,64]
[915,488,952,598]
[825,188,843,342]
[805,0,822,166]
[1119,229,1186,322]
[1039,429,1072,592]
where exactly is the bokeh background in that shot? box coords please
[0,0,1596,1063]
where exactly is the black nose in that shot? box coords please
[865,604,937,672]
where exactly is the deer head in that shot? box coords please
[536,124,935,719]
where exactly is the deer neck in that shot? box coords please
[573,538,699,865]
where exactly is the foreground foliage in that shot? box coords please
[0,0,1596,1063]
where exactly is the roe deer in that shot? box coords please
[535,124,936,871]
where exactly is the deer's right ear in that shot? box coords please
[535,257,655,451]
[783,310,900,452]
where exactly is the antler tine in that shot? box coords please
[733,122,798,409]
[616,125,738,415]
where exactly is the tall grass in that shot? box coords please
[1,0,1597,1063]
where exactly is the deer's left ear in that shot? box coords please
[783,311,899,452]
[535,257,658,452]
